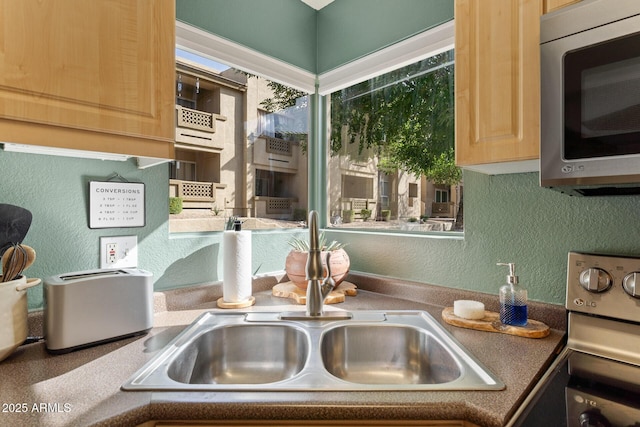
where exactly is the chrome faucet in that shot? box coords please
[305,210,336,317]
[280,211,351,321]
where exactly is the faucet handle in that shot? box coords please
[324,251,332,277]
[321,251,335,293]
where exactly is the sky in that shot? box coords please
[176,48,230,72]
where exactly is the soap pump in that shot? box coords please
[497,262,528,326]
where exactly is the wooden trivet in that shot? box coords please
[272,281,357,305]
[442,307,550,339]
[217,295,256,309]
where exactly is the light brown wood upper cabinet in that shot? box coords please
[543,0,581,14]
[454,0,541,173]
[0,0,175,160]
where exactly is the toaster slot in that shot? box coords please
[60,269,129,281]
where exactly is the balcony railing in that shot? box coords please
[253,196,299,219]
[175,105,226,151]
[265,136,293,156]
[176,105,215,132]
[432,202,455,218]
[340,198,377,222]
[253,135,298,171]
[170,179,226,209]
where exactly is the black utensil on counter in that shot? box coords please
[0,203,33,257]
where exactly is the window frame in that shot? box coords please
[176,19,454,112]
[175,19,457,235]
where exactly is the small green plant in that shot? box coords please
[342,209,354,223]
[420,214,430,222]
[288,231,347,252]
[360,208,372,221]
[169,197,183,214]
[381,210,391,221]
[225,216,239,230]
[407,217,419,223]
[211,205,222,216]
[292,208,307,222]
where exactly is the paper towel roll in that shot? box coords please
[222,230,252,303]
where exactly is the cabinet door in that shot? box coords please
[0,0,175,159]
[543,0,581,14]
[455,0,540,172]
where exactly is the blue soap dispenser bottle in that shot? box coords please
[497,262,528,326]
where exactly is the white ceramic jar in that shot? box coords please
[0,276,40,362]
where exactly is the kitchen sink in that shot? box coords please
[122,310,504,391]
[167,324,309,384]
[321,324,461,385]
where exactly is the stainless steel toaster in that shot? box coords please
[44,268,153,354]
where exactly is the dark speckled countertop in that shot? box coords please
[0,273,566,427]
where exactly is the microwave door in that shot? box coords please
[564,32,640,160]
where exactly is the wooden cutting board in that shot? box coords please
[441,307,550,339]
[272,281,357,305]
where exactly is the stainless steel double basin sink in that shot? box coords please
[122,310,504,391]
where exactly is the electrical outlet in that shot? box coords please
[100,236,138,269]
[106,243,118,264]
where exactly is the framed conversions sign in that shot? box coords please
[89,181,146,228]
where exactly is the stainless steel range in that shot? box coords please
[508,252,640,426]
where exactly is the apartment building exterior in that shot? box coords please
[170,59,460,231]
[170,59,308,224]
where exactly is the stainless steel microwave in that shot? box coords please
[540,0,640,196]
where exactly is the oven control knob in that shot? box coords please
[579,268,612,293]
[623,272,640,298]
[579,409,610,427]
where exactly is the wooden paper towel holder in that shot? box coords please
[217,295,256,309]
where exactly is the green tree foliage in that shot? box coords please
[331,50,460,185]
[248,50,460,185]
[260,81,307,112]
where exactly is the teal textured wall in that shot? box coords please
[176,0,454,74]
[326,171,640,305]
[316,0,454,73]
[176,0,318,73]
[0,151,303,310]
[4,152,640,310]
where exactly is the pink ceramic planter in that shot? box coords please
[284,248,350,290]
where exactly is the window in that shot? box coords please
[379,173,391,210]
[328,49,462,231]
[408,183,418,199]
[169,51,310,232]
[435,188,449,203]
[171,160,197,182]
[174,19,457,234]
